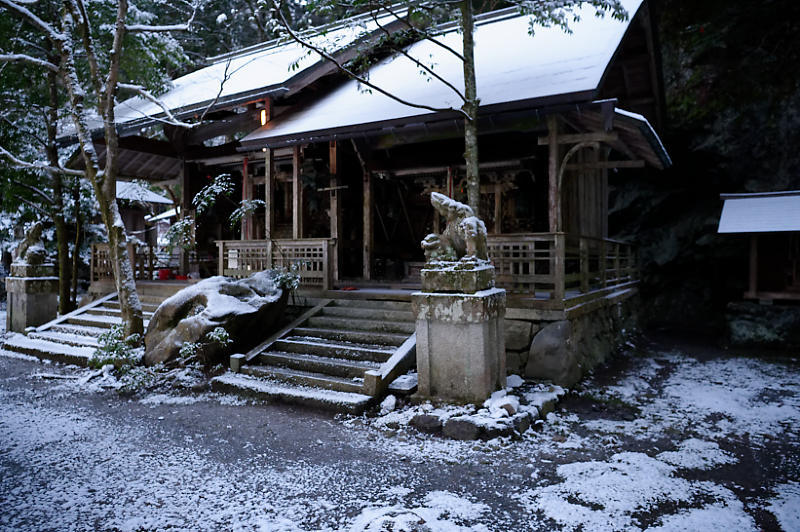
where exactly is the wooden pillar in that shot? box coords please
[363,170,372,280]
[553,232,565,302]
[329,141,340,283]
[264,148,274,240]
[179,161,190,276]
[547,115,560,232]
[241,157,252,240]
[292,145,302,240]
[748,235,758,297]
[493,182,502,234]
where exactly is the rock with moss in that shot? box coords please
[144,271,288,366]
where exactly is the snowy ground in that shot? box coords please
[0,333,798,531]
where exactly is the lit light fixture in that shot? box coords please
[260,109,267,126]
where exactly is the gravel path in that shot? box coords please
[0,332,798,531]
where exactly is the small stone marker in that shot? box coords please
[5,222,58,333]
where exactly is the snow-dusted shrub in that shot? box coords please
[89,325,143,370]
[273,265,301,292]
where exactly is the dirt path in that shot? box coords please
[0,333,798,531]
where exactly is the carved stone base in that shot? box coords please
[10,263,55,278]
[5,275,59,333]
[420,261,495,294]
[412,287,506,404]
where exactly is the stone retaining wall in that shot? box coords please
[504,291,639,387]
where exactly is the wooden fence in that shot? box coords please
[486,232,636,300]
[215,239,333,290]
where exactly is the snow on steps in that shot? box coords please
[2,333,95,366]
[210,373,372,415]
[0,291,169,368]
[214,298,417,413]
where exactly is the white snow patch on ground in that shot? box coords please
[645,500,756,531]
[349,490,490,532]
[139,393,204,405]
[767,481,800,531]
[656,438,737,470]
[518,452,745,532]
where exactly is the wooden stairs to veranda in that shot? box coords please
[211,297,418,414]
[0,284,183,366]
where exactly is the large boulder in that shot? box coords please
[524,320,580,387]
[144,271,287,366]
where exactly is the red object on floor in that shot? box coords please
[174,275,188,280]
[158,269,172,280]
[341,286,358,291]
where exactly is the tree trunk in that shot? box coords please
[57,6,144,339]
[70,177,82,307]
[45,66,73,314]
[460,0,480,216]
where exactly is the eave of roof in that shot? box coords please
[239,0,647,151]
[718,192,800,233]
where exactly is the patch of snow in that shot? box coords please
[766,481,800,531]
[656,438,737,470]
[379,394,397,415]
[506,374,524,389]
[645,500,756,531]
[349,490,490,532]
[518,452,742,531]
[139,393,204,406]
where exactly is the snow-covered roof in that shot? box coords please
[241,0,645,148]
[145,207,178,222]
[113,9,405,130]
[116,181,172,205]
[718,191,800,233]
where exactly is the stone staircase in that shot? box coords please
[1,285,180,366]
[211,298,418,414]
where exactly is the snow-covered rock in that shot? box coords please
[144,271,287,366]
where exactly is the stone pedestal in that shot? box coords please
[5,263,58,333]
[413,263,506,404]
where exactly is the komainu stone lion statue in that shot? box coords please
[421,192,488,263]
[12,221,47,266]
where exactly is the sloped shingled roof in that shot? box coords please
[240,0,666,163]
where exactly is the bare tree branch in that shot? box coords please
[196,58,233,124]
[272,0,468,119]
[125,4,197,33]
[69,0,104,103]
[0,145,85,177]
[368,9,466,103]
[117,83,198,128]
[0,0,64,42]
[13,194,50,216]
[10,178,54,205]
[0,52,59,71]
[372,0,465,62]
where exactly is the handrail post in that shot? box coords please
[322,239,330,291]
[553,233,565,302]
[600,239,607,288]
[628,245,635,281]
[613,243,621,285]
[90,243,96,282]
[579,237,589,293]
[216,241,225,276]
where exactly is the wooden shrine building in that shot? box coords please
[719,191,800,302]
[86,0,671,313]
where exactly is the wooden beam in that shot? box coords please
[265,148,274,240]
[564,160,645,171]
[329,141,340,283]
[363,170,372,280]
[292,145,302,239]
[493,182,502,234]
[547,115,560,232]
[538,131,619,146]
[179,162,190,275]
[241,157,252,240]
[749,235,758,296]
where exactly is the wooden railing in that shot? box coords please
[91,242,156,282]
[486,233,637,300]
[215,238,333,290]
